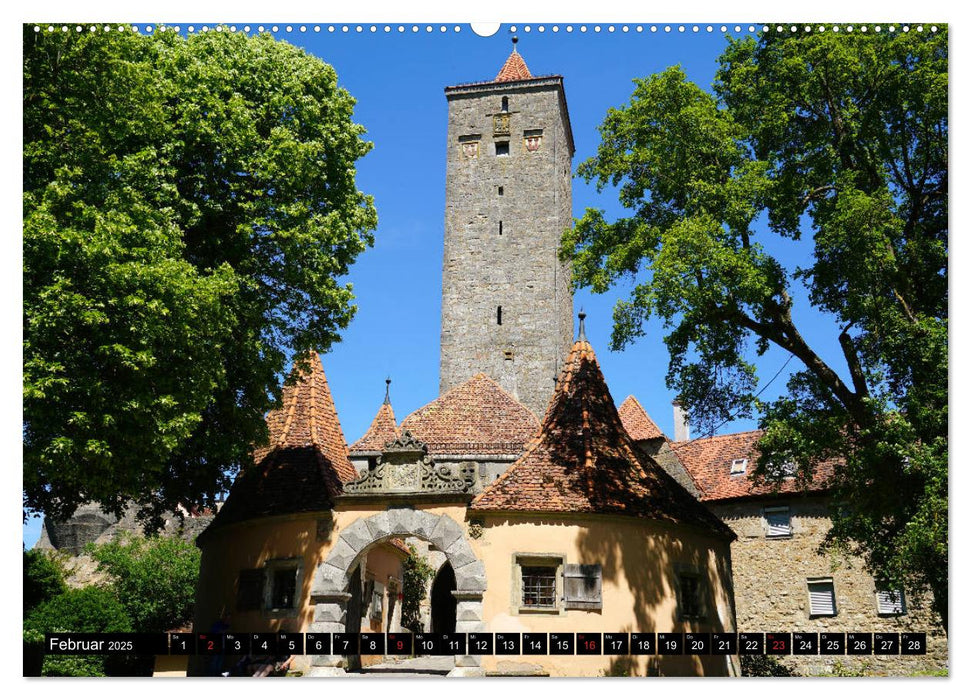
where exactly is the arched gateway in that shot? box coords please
[307,508,486,675]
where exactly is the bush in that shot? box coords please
[24,586,132,676]
[740,654,798,677]
[87,533,200,633]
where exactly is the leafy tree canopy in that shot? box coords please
[24,26,377,525]
[565,29,947,626]
[87,533,201,633]
[24,548,67,613]
[24,585,133,676]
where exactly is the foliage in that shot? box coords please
[24,585,132,676]
[565,28,947,626]
[24,548,66,613]
[401,545,435,633]
[23,25,377,525]
[86,533,201,633]
[741,654,798,677]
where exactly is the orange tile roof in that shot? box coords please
[400,373,539,456]
[207,352,355,532]
[674,430,835,502]
[349,401,399,453]
[471,334,734,538]
[618,395,666,441]
[255,350,357,483]
[495,48,533,82]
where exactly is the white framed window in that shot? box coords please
[781,461,797,479]
[807,578,837,617]
[764,506,792,538]
[730,458,748,475]
[876,589,906,615]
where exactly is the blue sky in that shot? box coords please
[23,23,857,547]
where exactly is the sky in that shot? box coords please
[22,22,872,547]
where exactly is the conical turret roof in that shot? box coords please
[350,383,400,453]
[205,351,355,533]
[471,332,734,537]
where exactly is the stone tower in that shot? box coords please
[439,42,574,419]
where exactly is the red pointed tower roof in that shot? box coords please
[204,352,355,534]
[471,315,734,537]
[495,44,532,82]
[350,380,400,453]
[618,395,666,441]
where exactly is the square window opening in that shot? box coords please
[495,141,510,157]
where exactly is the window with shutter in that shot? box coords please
[876,589,906,615]
[236,569,264,611]
[807,578,837,617]
[764,506,792,538]
[563,563,602,610]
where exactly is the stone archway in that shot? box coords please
[307,508,486,675]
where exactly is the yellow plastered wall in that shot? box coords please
[193,504,738,677]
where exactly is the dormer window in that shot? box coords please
[730,458,748,475]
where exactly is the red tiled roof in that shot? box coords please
[350,401,399,453]
[205,352,355,533]
[255,351,356,483]
[400,373,539,456]
[471,336,734,538]
[674,430,836,502]
[618,395,666,441]
[495,49,532,82]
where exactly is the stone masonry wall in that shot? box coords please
[440,79,574,419]
[711,496,947,676]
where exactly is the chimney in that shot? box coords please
[672,400,690,442]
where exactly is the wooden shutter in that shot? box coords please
[876,590,906,615]
[765,507,791,537]
[236,569,264,611]
[808,580,836,616]
[563,563,602,610]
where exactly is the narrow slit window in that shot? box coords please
[501,96,509,112]
[497,306,502,325]
[499,220,503,236]
[498,186,504,196]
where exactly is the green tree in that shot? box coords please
[23,26,377,525]
[24,548,67,613]
[565,29,947,627]
[87,533,201,633]
[401,545,435,633]
[24,586,132,676]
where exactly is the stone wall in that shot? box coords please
[440,78,574,419]
[711,496,947,676]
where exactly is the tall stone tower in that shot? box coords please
[439,42,575,419]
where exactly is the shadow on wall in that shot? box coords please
[575,520,733,677]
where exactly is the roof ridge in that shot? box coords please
[673,428,764,446]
